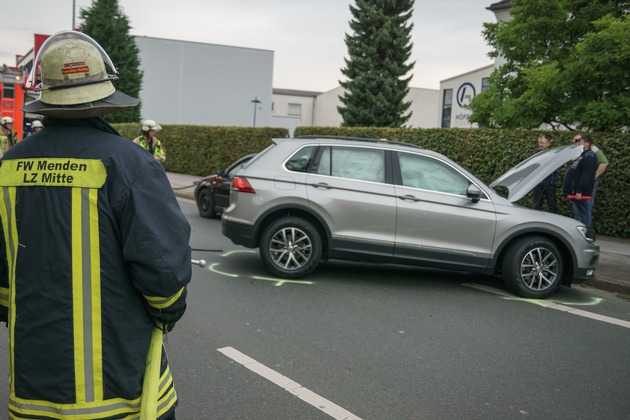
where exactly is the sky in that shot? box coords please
[0,0,496,92]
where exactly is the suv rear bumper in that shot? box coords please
[222,219,257,248]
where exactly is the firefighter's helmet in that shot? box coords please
[31,120,44,129]
[141,119,161,132]
[22,30,138,118]
[1,116,14,127]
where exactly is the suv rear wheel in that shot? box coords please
[502,236,563,298]
[260,217,322,278]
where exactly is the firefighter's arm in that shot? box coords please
[0,225,8,325]
[156,139,166,164]
[122,160,192,331]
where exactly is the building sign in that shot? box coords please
[456,82,476,107]
[455,82,476,124]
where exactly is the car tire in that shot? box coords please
[502,236,563,298]
[260,217,322,279]
[197,188,218,218]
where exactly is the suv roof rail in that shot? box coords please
[293,135,424,149]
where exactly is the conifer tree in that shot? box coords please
[339,0,415,127]
[80,0,143,123]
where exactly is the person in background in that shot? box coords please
[531,134,557,213]
[31,119,44,133]
[0,116,19,154]
[0,30,191,419]
[133,119,166,164]
[563,135,597,227]
[573,133,609,222]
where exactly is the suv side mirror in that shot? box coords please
[467,185,482,203]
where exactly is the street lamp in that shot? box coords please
[251,96,261,127]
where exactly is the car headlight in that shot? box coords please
[577,226,596,242]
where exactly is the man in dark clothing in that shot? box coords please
[0,31,190,419]
[562,135,597,227]
[532,135,557,213]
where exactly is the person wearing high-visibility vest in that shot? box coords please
[0,31,191,420]
[0,116,19,154]
[133,119,166,164]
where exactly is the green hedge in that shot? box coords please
[112,124,629,238]
[113,124,289,176]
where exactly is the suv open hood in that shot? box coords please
[490,144,583,202]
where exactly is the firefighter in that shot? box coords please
[133,119,166,164]
[0,115,19,154]
[31,119,44,133]
[0,31,191,419]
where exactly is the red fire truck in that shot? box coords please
[0,65,26,140]
[1,34,50,140]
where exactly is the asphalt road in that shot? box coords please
[1,198,629,419]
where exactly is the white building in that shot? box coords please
[135,36,274,127]
[438,65,494,128]
[270,89,320,136]
[304,86,439,129]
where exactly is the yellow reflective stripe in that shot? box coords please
[72,188,87,402]
[144,287,184,309]
[156,383,177,419]
[9,395,142,419]
[72,187,104,403]
[89,187,104,399]
[0,186,18,395]
[156,364,177,418]
[9,374,177,419]
[140,325,178,419]
[0,158,106,188]
[0,286,8,307]
[141,324,163,420]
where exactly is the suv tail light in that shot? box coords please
[232,176,255,193]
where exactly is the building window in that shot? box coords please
[288,103,302,116]
[481,77,491,92]
[2,83,15,99]
[441,89,452,128]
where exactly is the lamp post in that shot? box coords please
[251,96,261,127]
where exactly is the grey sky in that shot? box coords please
[0,0,496,92]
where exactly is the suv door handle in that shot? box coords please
[312,182,333,190]
[399,194,420,202]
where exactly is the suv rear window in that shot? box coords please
[285,146,316,173]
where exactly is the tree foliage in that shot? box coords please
[338,0,415,127]
[468,0,630,132]
[79,0,143,123]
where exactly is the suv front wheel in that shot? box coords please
[260,217,322,278]
[502,236,563,298]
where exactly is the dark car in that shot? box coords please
[194,154,255,218]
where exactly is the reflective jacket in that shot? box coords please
[1,129,19,155]
[132,135,166,163]
[0,117,191,419]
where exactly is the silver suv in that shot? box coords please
[222,136,599,298]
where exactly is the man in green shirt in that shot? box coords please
[573,133,609,223]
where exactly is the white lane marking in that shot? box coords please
[463,283,630,329]
[218,346,363,420]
